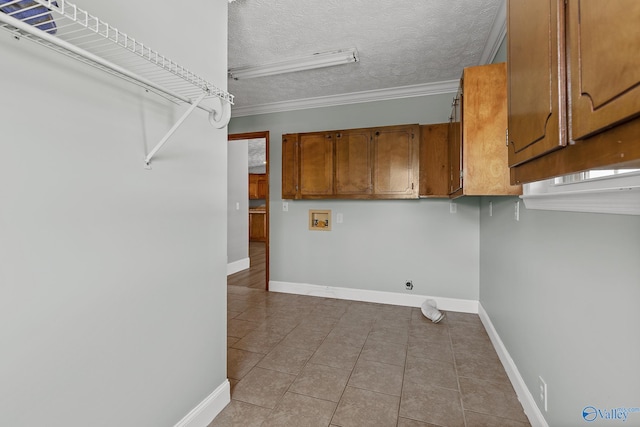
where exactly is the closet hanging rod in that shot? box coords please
[1,0,233,167]
[0,0,234,111]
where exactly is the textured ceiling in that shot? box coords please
[228,0,505,116]
[248,138,266,172]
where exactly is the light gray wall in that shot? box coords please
[229,95,481,301]
[0,1,228,425]
[482,33,638,426]
[228,140,249,264]
[479,198,640,426]
[493,35,507,63]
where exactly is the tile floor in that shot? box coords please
[211,285,530,427]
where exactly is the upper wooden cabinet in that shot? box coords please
[507,0,640,183]
[449,63,522,198]
[567,0,640,141]
[299,132,334,197]
[448,89,463,196]
[373,125,420,199]
[281,133,299,199]
[249,173,267,199]
[282,124,419,199]
[335,128,373,196]
[419,123,449,197]
[507,0,566,167]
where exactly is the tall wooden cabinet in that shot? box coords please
[282,124,419,200]
[507,0,640,183]
[449,63,521,198]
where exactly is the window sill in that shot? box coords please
[521,186,640,215]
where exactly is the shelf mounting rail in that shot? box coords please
[0,0,234,168]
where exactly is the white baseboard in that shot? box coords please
[227,257,250,276]
[269,281,478,313]
[478,304,548,427]
[174,380,230,427]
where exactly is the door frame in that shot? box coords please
[228,131,270,291]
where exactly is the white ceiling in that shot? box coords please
[248,138,266,172]
[228,0,506,117]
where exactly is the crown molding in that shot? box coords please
[230,79,459,117]
[229,4,505,118]
[480,0,507,64]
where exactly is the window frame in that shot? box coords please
[521,170,640,215]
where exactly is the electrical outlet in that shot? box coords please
[515,201,520,221]
[282,202,288,212]
[538,376,548,412]
[405,280,413,290]
[450,202,457,214]
[489,201,493,217]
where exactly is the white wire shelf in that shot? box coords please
[0,0,233,108]
[0,0,233,166]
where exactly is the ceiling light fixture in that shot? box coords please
[228,48,359,80]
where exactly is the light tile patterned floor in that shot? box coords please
[211,285,530,427]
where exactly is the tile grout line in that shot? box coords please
[395,311,411,427]
[228,301,300,419]
[324,303,369,427]
[449,319,469,427]
[264,300,359,426]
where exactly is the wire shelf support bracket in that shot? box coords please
[0,0,234,168]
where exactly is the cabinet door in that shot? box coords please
[248,174,261,199]
[567,0,640,141]
[249,212,266,241]
[419,123,449,197]
[299,132,334,197]
[256,175,267,199]
[249,174,257,199]
[372,125,419,198]
[335,129,372,196]
[507,0,566,167]
[249,174,267,199]
[282,134,299,199]
[462,63,520,196]
[448,92,462,196]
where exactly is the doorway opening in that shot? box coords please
[228,131,269,290]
